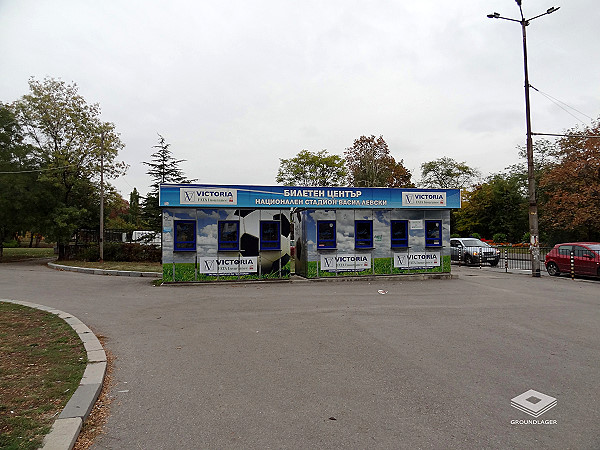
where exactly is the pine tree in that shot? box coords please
[144,134,190,191]
[141,134,195,231]
[128,188,141,228]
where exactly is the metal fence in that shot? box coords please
[72,229,128,245]
[497,246,553,272]
[71,229,159,245]
[458,246,600,278]
[451,245,552,271]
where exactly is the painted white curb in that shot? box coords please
[48,262,160,278]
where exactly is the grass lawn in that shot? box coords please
[1,248,55,262]
[0,303,87,450]
[0,248,161,273]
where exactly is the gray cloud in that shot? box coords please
[1,0,598,196]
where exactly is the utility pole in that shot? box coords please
[99,132,104,263]
[520,7,540,277]
[487,1,560,277]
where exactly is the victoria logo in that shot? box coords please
[180,188,238,205]
[322,257,335,268]
[402,191,446,206]
[511,389,557,417]
[203,260,216,272]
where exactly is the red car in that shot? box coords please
[545,242,600,277]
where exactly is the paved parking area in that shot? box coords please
[1,262,598,449]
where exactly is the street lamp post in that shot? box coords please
[487,1,560,277]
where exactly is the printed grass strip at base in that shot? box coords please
[163,263,291,282]
[0,302,87,450]
[307,255,451,278]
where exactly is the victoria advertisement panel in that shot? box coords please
[199,257,257,275]
[320,254,372,272]
[394,252,441,269]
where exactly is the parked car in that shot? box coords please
[450,237,500,266]
[545,242,600,277]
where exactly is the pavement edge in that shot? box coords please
[0,299,106,450]
[48,262,160,278]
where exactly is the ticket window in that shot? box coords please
[218,220,240,251]
[355,220,373,249]
[317,220,336,249]
[260,220,281,250]
[174,220,196,251]
[425,220,442,247]
[391,220,408,248]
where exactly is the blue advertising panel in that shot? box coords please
[159,184,461,209]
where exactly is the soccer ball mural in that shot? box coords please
[226,209,291,274]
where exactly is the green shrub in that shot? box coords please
[77,245,100,261]
[63,243,161,262]
[492,233,508,243]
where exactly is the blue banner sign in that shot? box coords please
[160,184,461,209]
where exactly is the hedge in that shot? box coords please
[61,242,161,262]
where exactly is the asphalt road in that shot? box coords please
[1,261,598,449]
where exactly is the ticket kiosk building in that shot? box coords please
[159,184,461,282]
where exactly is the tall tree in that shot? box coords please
[12,77,127,257]
[505,139,559,197]
[344,135,413,187]
[14,78,126,204]
[104,189,133,231]
[454,174,528,242]
[0,103,42,259]
[276,150,347,186]
[141,134,194,231]
[143,134,190,192]
[420,157,480,190]
[128,187,141,228]
[503,139,559,243]
[539,119,600,242]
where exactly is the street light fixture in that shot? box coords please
[487,1,560,278]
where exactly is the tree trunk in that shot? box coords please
[57,241,66,260]
[0,228,4,261]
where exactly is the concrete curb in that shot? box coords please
[161,272,456,286]
[0,299,106,450]
[48,262,161,278]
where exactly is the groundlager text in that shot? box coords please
[510,419,557,425]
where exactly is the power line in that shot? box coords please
[532,132,600,139]
[529,84,595,124]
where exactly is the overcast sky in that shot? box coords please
[1,0,598,197]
